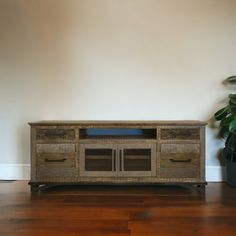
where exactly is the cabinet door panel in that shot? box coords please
[79,144,116,177]
[119,144,156,177]
[84,149,113,171]
[123,149,151,171]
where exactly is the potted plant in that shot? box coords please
[214,75,236,186]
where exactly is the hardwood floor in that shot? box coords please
[0,181,236,235]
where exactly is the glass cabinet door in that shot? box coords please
[119,144,156,177]
[79,143,156,177]
[79,144,117,177]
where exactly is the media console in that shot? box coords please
[28,121,207,192]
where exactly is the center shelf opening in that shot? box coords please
[79,128,156,139]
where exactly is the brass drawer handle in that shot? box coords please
[45,158,66,163]
[170,158,191,163]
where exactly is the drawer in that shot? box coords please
[36,154,76,181]
[160,167,199,179]
[160,143,200,179]
[161,144,200,154]
[160,153,199,168]
[36,167,76,181]
[36,128,75,140]
[36,144,76,153]
[160,144,200,167]
[161,128,200,140]
[36,153,76,168]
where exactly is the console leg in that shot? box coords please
[30,184,39,193]
[196,184,205,193]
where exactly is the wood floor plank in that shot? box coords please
[0,181,236,235]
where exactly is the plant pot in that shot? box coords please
[224,157,236,187]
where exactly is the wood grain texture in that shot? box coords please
[36,154,76,167]
[29,121,206,189]
[36,144,76,153]
[0,181,236,236]
[161,128,200,140]
[36,128,75,140]
[160,167,199,179]
[160,143,200,153]
[160,154,199,168]
[36,167,77,181]
[29,120,207,126]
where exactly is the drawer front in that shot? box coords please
[160,143,200,179]
[36,128,75,140]
[36,144,76,153]
[160,167,199,179]
[35,143,76,181]
[161,144,200,154]
[37,154,75,167]
[36,154,76,181]
[160,153,199,168]
[161,128,200,140]
[36,167,76,181]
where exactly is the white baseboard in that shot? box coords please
[0,164,226,182]
[0,164,30,180]
[206,166,226,182]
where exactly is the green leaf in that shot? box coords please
[229,118,236,133]
[220,115,234,126]
[229,94,236,105]
[230,105,236,114]
[214,106,230,121]
[226,76,236,84]
[219,125,230,139]
[229,94,236,99]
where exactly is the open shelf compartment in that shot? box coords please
[79,128,157,139]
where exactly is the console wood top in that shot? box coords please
[29,120,207,126]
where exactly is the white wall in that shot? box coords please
[0,0,236,180]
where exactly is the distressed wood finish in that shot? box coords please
[36,144,76,153]
[36,168,77,181]
[161,128,200,140]
[37,154,76,167]
[36,128,75,140]
[29,120,206,192]
[29,120,206,126]
[160,167,200,179]
[36,153,76,181]
[160,143,200,153]
[160,154,199,168]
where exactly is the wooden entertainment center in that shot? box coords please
[28,120,207,192]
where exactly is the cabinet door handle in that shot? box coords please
[45,158,66,163]
[170,158,191,163]
[120,150,122,171]
[113,150,116,171]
